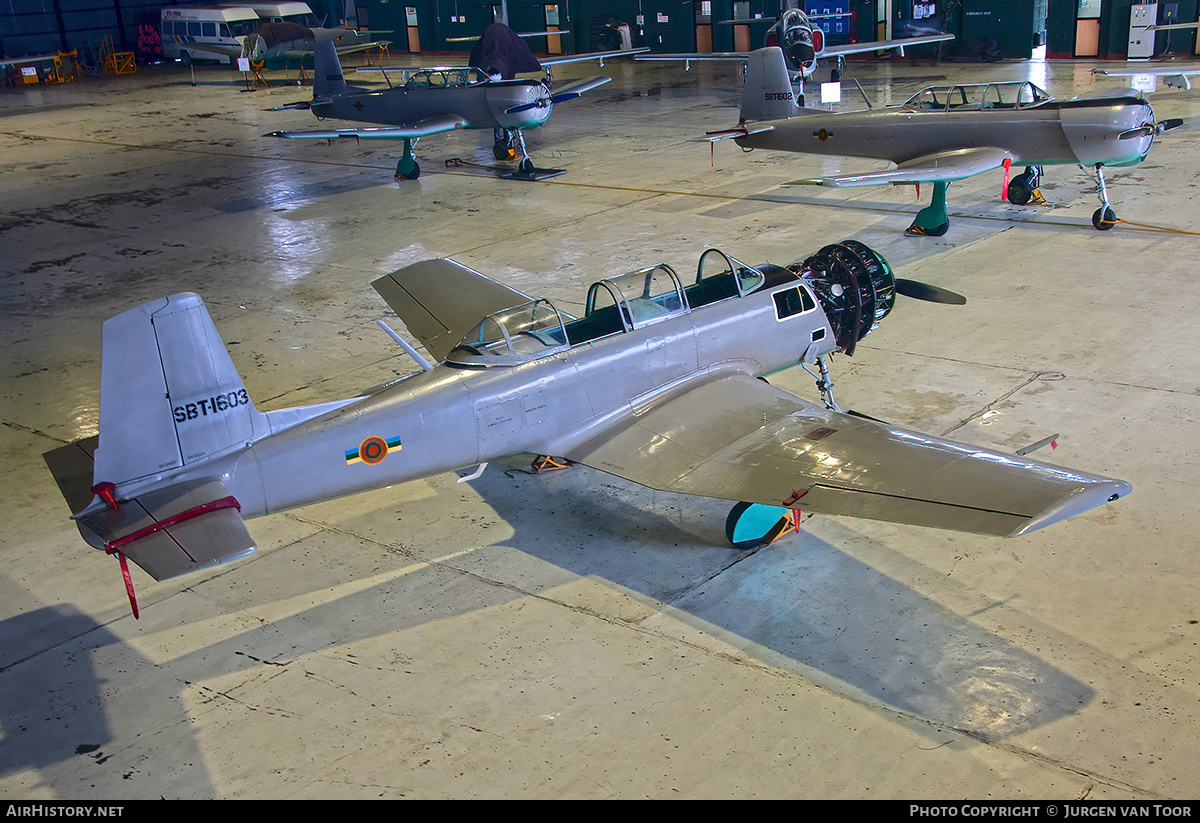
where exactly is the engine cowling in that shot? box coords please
[788,240,895,357]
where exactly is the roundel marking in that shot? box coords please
[358,435,389,465]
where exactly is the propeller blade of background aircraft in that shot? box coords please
[895,279,967,305]
[1119,118,1185,139]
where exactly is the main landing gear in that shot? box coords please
[904,180,951,237]
[1010,163,1120,231]
[724,356,840,549]
[394,137,421,180]
[493,127,566,181]
[1006,165,1046,206]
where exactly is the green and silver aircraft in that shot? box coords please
[708,47,1183,234]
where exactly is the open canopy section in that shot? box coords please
[447,299,571,366]
[903,81,1051,112]
[443,249,776,367]
[405,67,491,89]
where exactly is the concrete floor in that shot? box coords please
[1,48,1198,800]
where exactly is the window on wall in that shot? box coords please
[1078,0,1101,19]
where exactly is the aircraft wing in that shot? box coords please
[264,114,468,141]
[1092,66,1200,90]
[541,47,649,66]
[273,41,391,62]
[566,372,1129,538]
[635,52,751,66]
[371,259,535,362]
[786,147,1014,187]
[824,32,954,57]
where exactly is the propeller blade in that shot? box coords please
[1118,125,1153,140]
[550,91,581,104]
[895,278,966,305]
[1119,119,1184,140]
[505,99,548,114]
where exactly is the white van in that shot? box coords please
[160,5,261,66]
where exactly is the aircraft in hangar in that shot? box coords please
[264,24,642,180]
[706,47,1184,235]
[44,240,1130,617]
[635,6,953,101]
[1092,65,1200,91]
[172,20,388,67]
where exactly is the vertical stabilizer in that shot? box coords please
[314,40,351,98]
[740,47,801,122]
[92,294,268,486]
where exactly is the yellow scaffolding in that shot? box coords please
[100,36,137,75]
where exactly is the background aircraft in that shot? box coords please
[173,20,388,67]
[708,47,1183,234]
[636,7,953,102]
[1093,65,1200,91]
[240,20,389,67]
[265,24,639,179]
[44,240,1129,617]
[264,30,613,180]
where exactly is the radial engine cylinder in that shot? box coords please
[788,240,896,357]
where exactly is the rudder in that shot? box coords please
[92,293,268,488]
[740,47,802,122]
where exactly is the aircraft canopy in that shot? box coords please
[903,81,1050,112]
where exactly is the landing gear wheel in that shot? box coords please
[518,157,535,174]
[1007,178,1033,206]
[1092,206,1117,231]
[395,161,420,181]
[493,140,516,161]
[725,502,795,550]
[830,68,841,82]
[1007,166,1043,205]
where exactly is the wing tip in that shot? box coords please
[1010,479,1132,536]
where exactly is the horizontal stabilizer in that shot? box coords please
[74,478,256,581]
[372,258,534,362]
[43,436,101,518]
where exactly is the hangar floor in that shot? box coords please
[1,48,1198,800]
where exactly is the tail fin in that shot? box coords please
[314,40,365,97]
[92,293,269,487]
[740,47,802,122]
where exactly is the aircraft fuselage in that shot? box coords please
[737,95,1157,169]
[213,271,831,518]
[313,79,553,132]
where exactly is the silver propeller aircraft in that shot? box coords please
[265,24,636,180]
[708,47,1183,234]
[44,240,1129,617]
[636,7,953,101]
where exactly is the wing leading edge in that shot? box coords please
[265,113,468,141]
[567,373,1129,537]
